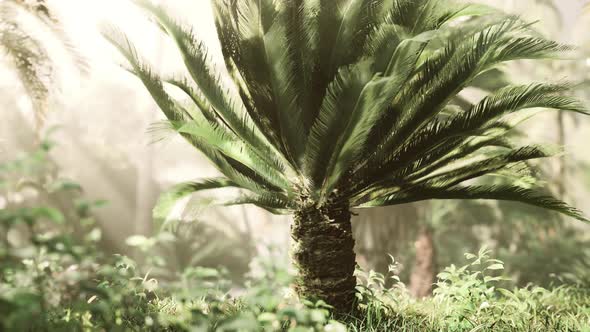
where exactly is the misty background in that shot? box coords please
[1,0,590,289]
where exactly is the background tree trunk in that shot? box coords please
[409,225,436,298]
[291,203,356,314]
[556,110,566,199]
[354,204,420,285]
[133,25,164,243]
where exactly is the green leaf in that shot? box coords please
[133,1,284,169]
[257,312,277,323]
[153,178,236,223]
[33,207,65,224]
[486,263,504,270]
[361,184,589,222]
[304,59,373,193]
[125,235,154,248]
[178,120,290,190]
[48,179,83,193]
[448,4,500,19]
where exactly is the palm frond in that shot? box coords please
[0,0,88,131]
[494,35,574,62]
[103,25,293,201]
[102,26,187,123]
[322,72,408,197]
[163,75,218,124]
[153,177,237,222]
[213,0,307,167]
[358,81,585,192]
[413,145,553,188]
[134,0,291,172]
[9,0,88,73]
[360,184,588,222]
[0,8,51,129]
[178,120,291,191]
[389,19,519,143]
[110,0,589,223]
[303,60,373,194]
[221,192,292,214]
[280,0,320,131]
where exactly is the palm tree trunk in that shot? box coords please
[409,225,436,298]
[291,203,356,314]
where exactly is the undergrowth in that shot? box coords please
[1,144,589,331]
[1,201,589,332]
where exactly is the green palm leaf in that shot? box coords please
[108,0,590,311]
[153,178,238,222]
[107,0,589,224]
[360,185,588,222]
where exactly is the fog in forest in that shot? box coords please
[2,0,590,291]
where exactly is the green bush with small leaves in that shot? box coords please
[347,248,590,331]
[1,142,589,331]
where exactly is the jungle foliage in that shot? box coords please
[104,0,588,311]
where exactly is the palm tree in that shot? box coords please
[105,0,588,313]
[0,0,86,132]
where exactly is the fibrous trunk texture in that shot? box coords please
[409,225,436,298]
[291,203,356,314]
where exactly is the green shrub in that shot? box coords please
[348,248,590,331]
[1,144,588,331]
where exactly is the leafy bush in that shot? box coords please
[1,142,588,331]
[2,197,589,332]
[348,248,590,331]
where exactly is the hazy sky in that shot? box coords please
[48,0,589,70]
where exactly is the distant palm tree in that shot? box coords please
[106,0,588,313]
[0,0,86,131]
